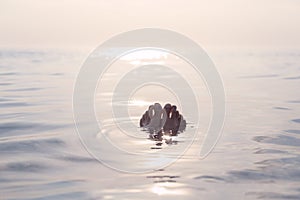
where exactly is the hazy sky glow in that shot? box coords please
[1,0,299,49]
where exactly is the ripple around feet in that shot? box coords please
[146,175,180,179]
[146,175,180,183]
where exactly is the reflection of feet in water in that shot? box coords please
[139,103,186,144]
[148,130,163,141]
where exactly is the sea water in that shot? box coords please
[1,47,300,199]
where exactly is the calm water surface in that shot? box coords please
[1,48,300,199]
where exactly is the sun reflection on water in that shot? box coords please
[151,183,186,196]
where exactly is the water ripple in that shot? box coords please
[246,192,300,200]
[239,74,279,79]
[291,119,300,123]
[284,76,300,80]
[194,175,225,182]
[254,148,287,154]
[17,191,88,200]
[0,102,32,107]
[0,122,67,137]
[0,138,65,153]
[2,162,47,173]
[285,129,300,134]
[273,106,290,110]
[5,87,42,92]
[55,154,96,163]
[228,156,300,182]
[253,135,300,147]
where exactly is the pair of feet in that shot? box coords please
[139,103,186,135]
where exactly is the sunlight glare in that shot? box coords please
[151,184,186,196]
[121,50,168,61]
[128,99,152,107]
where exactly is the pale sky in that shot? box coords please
[1,0,299,49]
